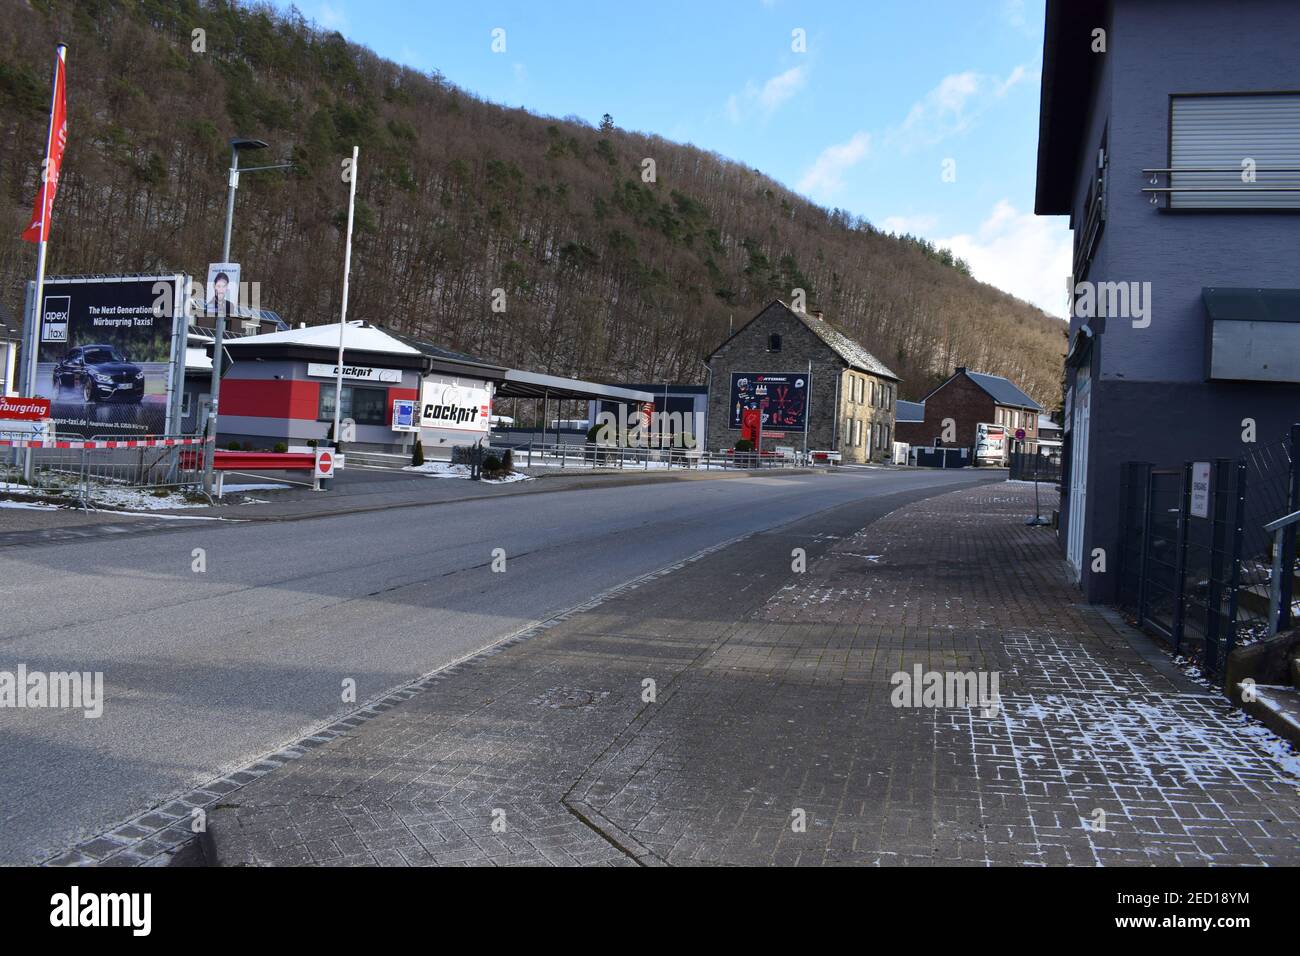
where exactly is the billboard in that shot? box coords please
[975,422,1008,461]
[729,372,808,433]
[32,276,185,438]
[204,262,241,316]
[419,379,491,433]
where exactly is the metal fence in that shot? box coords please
[517,442,809,471]
[1010,449,1063,482]
[1,433,212,507]
[1117,425,1298,680]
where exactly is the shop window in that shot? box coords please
[318,385,388,426]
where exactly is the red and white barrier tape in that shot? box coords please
[0,435,214,450]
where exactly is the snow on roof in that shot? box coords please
[223,321,421,355]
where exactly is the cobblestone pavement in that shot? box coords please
[204,483,1300,866]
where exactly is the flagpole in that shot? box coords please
[332,144,359,452]
[23,43,66,483]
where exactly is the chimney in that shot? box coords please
[809,310,824,321]
[955,366,967,374]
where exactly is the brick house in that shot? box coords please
[894,367,1043,463]
[705,300,900,463]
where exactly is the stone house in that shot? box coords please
[705,300,900,463]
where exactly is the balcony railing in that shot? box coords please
[1142,166,1300,207]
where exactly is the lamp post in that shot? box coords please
[204,137,292,493]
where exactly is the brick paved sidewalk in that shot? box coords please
[203,482,1300,866]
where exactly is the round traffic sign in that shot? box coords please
[1014,428,1026,441]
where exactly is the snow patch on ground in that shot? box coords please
[0,499,65,511]
[404,462,532,483]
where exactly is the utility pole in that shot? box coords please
[204,138,290,493]
[333,145,360,453]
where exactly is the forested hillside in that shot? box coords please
[0,0,1066,405]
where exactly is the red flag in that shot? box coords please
[21,45,68,244]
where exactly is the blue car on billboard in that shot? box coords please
[52,344,145,404]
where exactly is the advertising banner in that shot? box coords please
[419,379,491,433]
[729,372,808,433]
[308,362,402,384]
[391,398,418,433]
[975,422,1008,461]
[204,262,240,316]
[32,276,184,437]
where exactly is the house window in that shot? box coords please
[767,333,782,352]
[318,384,388,426]
[1168,94,1300,210]
[853,419,861,447]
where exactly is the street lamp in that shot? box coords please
[204,137,293,493]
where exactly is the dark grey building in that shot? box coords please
[1036,0,1300,601]
[706,300,899,462]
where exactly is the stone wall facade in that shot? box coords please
[706,301,898,463]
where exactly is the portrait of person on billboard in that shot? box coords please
[33,276,184,438]
[205,262,241,316]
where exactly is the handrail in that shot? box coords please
[1263,508,1300,533]
[1143,166,1300,173]
[1264,508,1300,635]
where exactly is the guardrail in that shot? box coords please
[1,432,213,507]
[518,442,810,471]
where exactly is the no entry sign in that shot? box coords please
[315,448,335,479]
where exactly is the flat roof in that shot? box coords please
[496,368,655,404]
[1034,0,1106,215]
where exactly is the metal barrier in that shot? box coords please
[1117,424,1298,681]
[1010,450,1062,482]
[518,442,808,471]
[0,433,213,507]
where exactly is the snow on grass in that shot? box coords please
[403,462,532,483]
[0,499,65,511]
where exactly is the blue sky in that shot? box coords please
[275,0,1071,316]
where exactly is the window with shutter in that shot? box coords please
[1168,94,1300,210]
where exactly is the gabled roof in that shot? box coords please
[708,300,900,381]
[895,400,925,423]
[967,370,1042,410]
[223,321,421,355]
[924,368,1042,411]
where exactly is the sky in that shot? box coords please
[273,0,1071,317]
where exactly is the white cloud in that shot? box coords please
[934,200,1072,317]
[887,65,1034,151]
[759,66,807,111]
[726,65,808,123]
[797,131,872,197]
[315,1,349,31]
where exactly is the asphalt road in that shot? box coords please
[0,467,997,864]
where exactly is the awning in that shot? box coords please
[494,368,655,404]
[1203,287,1300,323]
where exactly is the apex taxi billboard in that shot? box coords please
[728,372,808,433]
[33,276,185,437]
